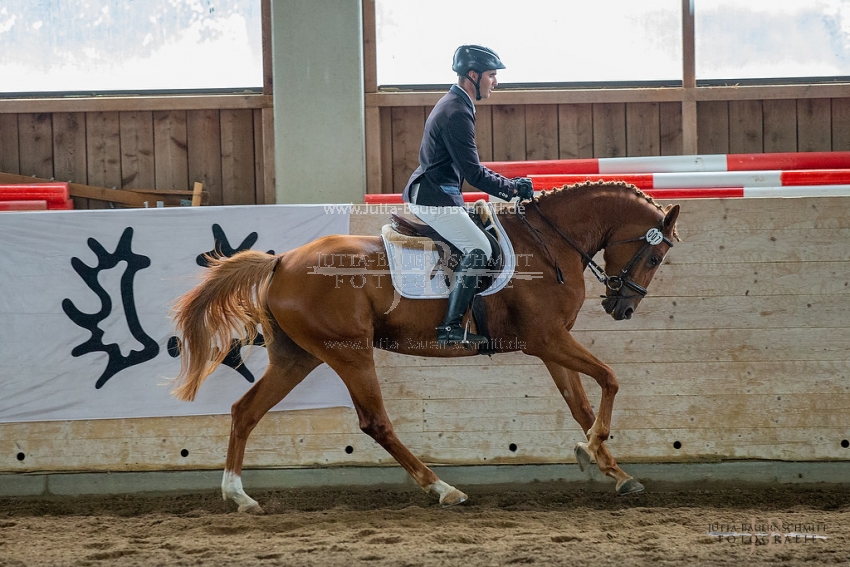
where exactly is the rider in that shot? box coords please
[402,45,535,345]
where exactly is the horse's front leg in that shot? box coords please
[543,361,644,495]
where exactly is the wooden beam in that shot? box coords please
[362,0,381,195]
[0,95,272,114]
[191,181,204,206]
[366,83,850,108]
[362,0,378,94]
[682,0,695,90]
[261,0,274,96]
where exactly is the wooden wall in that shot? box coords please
[377,98,850,194]
[2,195,848,473]
[0,106,267,208]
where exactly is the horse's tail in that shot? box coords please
[171,250,280,402]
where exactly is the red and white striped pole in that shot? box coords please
[363,183,850,204]
[483,151,850,177]
[529,169,850,190]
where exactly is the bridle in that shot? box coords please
[516,199,674,298]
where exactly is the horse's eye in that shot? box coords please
[648,255,662,268]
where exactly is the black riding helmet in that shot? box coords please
[452,45,505,101]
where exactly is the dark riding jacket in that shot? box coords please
[402,85,517,207]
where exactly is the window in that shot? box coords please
[0,0,262,96]
[377,0,850,88]
[696,0,850,82]
[376,0,682,87]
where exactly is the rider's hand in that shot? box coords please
[514,177,534,200]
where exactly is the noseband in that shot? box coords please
[516,199,674,298]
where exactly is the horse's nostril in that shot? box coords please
[623,307,634,319]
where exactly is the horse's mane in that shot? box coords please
[534,180,681,241]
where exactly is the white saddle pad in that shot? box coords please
[380,203,516,299]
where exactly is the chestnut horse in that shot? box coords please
[171,181,680,512]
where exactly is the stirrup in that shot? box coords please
[436,322,488,345]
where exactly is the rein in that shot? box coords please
[515,198,673,297]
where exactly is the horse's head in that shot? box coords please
[600,203,680,320]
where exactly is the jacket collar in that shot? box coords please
[450,84,475,114]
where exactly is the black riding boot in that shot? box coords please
[436,248,489,345]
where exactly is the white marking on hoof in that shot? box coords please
[427,479,468,506]
[222,470,261,513]
[574,443,593,472]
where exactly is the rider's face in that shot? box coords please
[476,70,499,99]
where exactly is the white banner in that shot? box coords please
[0,205,354,423]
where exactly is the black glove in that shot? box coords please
[514,177,534,200]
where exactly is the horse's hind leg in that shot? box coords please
[544,362,644,495]
[326,350,467,506]
[222,329,321,513]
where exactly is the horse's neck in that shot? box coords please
[533,188,639,254]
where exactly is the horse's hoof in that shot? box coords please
[616,478,645,496]
[440,489,468,507]
[238,502,265,514]
[574,443,592,472]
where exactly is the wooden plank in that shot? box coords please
[763,99,797,152]
[51,113,87,184]
[5,422,849,471]
[524,104,558,160]
[253,109,264,204]
[797,98,832,151]
[630,261,850,298]
[350,196,850,234]
[626,102,660,156]
[17,113,53,179]
[374,360,849,400]
[491,105,526,161]
[220,109,256,205]
[261,0,273,95]
[153,109,189,191]
[261,107,276,204]
[656,227,850,264]
[119,111,155,189]
[379,107,394,193]
[85,111,121,209]
[681,100,698,155]
[831,97,850,151]
[682,0,695,89]
[52,112,88,209]
[474,106,493,162]
[366,83,850,109]
[570,327,846,364]
[573,294,848,332]
[361,0,377,93]
[665,195,850,232]
[191,182,204,206]
[187,109,222,206]
[0,113,20,174]
[390,106,425,192]
[728,99,763,154]
[591,103,626,158]
[696,101,729,153]
[365,106,382,194]
[422,394,850,432]
[0,94,271,114]
[659,102,682,156]
[557,104,593,159]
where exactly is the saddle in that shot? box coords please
[386,200,504,292]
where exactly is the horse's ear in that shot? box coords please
[663,204,679,231]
